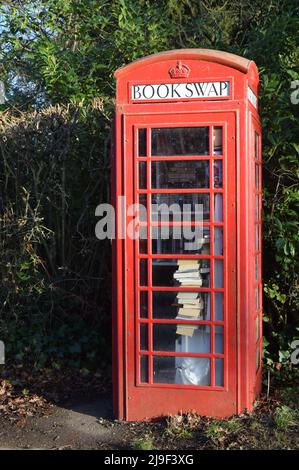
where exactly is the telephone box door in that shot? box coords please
[124,111,237,420]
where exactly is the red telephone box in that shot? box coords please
[112,49,262,420]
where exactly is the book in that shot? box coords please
[178,278,203,286]
[181,298,204,308]
[175,268,201,274]
[173,301,202,309]
[178,307,202,317]
[181,304,201,310]
[177,296,201,302]
[176,292,199,300]
[177,259,200,267]
[174,271,202,279]
[176,265,201,272]
[172,303,196,309]
[176,325,196,337]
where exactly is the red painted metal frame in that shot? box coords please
[134,118,227,391]
[112,49,261,420]
[251,115,263,399]
[124,112,236,420]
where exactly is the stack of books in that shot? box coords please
[173,259,203,286]
[174,260,205,337]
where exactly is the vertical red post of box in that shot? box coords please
[112,49,261,421]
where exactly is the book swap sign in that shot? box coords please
[131,80,230,102]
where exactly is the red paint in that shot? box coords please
[112,49,262,420]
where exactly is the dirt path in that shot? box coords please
[0,396,127,450]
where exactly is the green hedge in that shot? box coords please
[0,104,112,369]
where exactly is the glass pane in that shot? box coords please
[140,291,148,318]
[152,259,176,286]
[255,194,259,220]
[256,315,260,341]
[139,195,147,222]
[215,326,224,354]
[255,224,260,251]
[140,260,148,286]
[151,193,210,222]
[214,260,223,288]
[214,227,223,255]
[213,127,223,155]
[140,355,148,383]
[255,285,260,311]
[152,259,210,287]
[139,220,148,253]
[138,196,148,254]
[256,347,260,372]
[153,356,211,386]
[255,164,259,189]
[215,358,224,386]
[255,256,259,281]
[213,161,223,188]
[139,238,147,254]
[176,357,211,386]
[152,226,210,255]
[139,162,147,189]
[153,324,210,353]
[255,132,259,159]
[151,127,209,156]
[153,291,210,320]
[214,194,223,221]
[153,356,176,384]
[138,128,146,156]
[140,324,148,350]
[214,292,224,321]
[151,161,209,189]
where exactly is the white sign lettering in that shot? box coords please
[132,81,230,101]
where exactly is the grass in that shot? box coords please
[166,427,194,439]
[204,418,242,444]
[164,412,200,439]
[204,421,223,442]
[249,419,264,432]
[277,387,299,409]
[132,435,154,450]
[273,405,299,429]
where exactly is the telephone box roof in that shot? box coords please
[114,48,257,78]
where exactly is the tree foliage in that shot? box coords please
[0,0,298,371]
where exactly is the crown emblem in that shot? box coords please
[168,61,190,79]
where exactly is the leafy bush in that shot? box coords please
[0,104,112,370]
